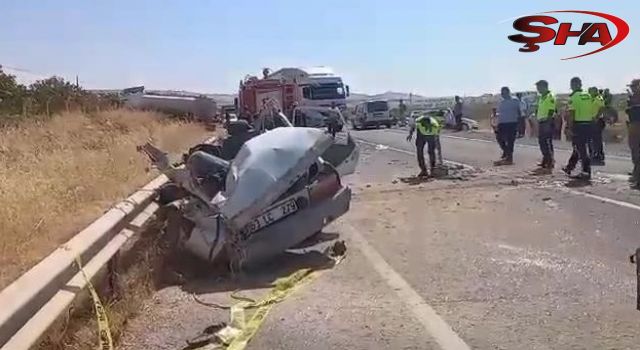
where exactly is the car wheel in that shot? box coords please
[461,124,470,131]
[351,121,360,130]
[386,123,392,129]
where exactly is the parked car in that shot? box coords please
[292,106,344,132]
[413,108,479,131]
[139,127,358,269]
[351,100,393,129]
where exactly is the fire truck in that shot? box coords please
[236,74,301,119]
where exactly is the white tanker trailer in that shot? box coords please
[123,90,217,121]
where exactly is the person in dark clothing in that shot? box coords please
[493,87,521,165]
[626,79,640,189]
[453,96,463,131]
[532,80,557,174]
[407,115,441,177]
[516,92,527,138]
[588,87,606,165]
[562,77,595,180]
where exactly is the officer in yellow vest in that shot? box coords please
[562,77,595,180]
[407,114,441,177]
[533,80,557,174]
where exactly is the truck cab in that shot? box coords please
[267,67,350,111]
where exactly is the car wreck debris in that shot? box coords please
[139,126,359,270]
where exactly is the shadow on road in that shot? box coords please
[565,179,592,188]
[399,176,433,185]
[182,249,335,295]
[154,231,342,296]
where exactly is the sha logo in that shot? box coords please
[507,10,629,60]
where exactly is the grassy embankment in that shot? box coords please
[0,109,211,289]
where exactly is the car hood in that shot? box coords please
[220,127,334,230]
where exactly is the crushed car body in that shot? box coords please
[140,126,358,268]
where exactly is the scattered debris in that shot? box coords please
[375,144,389,151]
[542,197,559,209]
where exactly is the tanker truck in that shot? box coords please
[122,87,216,121]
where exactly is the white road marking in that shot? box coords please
[385,128,632,161]
[441,134,632,161]
[490,257,563,271]
[560,188,640,212]
[344,223,471,350]
[355,138,474,169]
[357,137,640,213]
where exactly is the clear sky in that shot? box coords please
[1,0,638,96]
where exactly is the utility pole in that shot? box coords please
[75,75,79,88]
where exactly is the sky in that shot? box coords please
[1,0,639,97]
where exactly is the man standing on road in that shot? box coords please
[453,96,463,131]
[588,87,606,165]
[398,99,407,126]
[493,87,521,166]
[532,80,556,174]
[407,113,441,177]
[626,79,640,189]
[562,77,594,181]
[516,92,528,138]
[327,102,341,137]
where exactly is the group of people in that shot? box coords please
[491,77,640,187]
[406,77,640,189]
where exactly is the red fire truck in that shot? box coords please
[236,75,301,119]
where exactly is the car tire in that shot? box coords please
[461,124,470,131]
[386,123,392,129]
[351,121,360,130]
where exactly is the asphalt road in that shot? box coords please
[119,128,640,350]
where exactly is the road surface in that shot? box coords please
[119,128,640,350]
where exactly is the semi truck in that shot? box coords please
[267,67,350,110]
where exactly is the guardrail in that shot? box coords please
[0,136,217,350]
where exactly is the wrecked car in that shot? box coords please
[140,126,358,269]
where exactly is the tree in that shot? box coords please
[0,65,27,116]
[29,76,81,116]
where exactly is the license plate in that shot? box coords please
[240,199,299,237]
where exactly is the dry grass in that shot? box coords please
[37,219,166,350]
[0,109,212,288]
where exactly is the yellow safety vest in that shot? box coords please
[416,116,440,136]
[568,90,594,122]
[591,95,604,119]
[536,92,556,121]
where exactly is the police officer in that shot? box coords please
[562,77,594,180]
[532,80,556,174]
[407,113,441,177]
[588,87,606,165]
[626,79,640,189]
